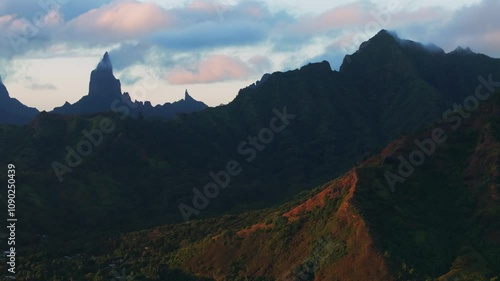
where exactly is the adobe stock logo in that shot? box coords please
[385,74,500,192]
[179,107,296,222]
[51,118,115,182]
[51,66,161,182]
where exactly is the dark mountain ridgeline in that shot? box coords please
[0,77,39,125]
[0,52,207,125]
[52,52,208,119]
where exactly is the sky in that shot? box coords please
[0,0,499,111]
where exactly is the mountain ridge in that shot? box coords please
[0,76,39,125]
[52,52,208,119]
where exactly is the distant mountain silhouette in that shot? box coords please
[52,52,208,118]
[0,76,39,125]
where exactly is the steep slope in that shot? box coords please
[26,91,500,281]
[339,30,500,142]
[53,52,122,115]
[16,90,500,281]
[175,171,393,281]
[52,52,208,118]
[173,86,500,281]
[355,98,500,280]
[0,76,39,124]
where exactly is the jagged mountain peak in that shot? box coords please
[0,78,39,124]
[357,29,399,48]
[300,60,332,73]
[52,52,208,117]
[368,29,444,54]
[88,54,121,99]
[340,29,446,72]
[251,73,271,89]
[451,45,475,55]
[373,29,397,40]
[96,51,113,72]
[184,89,195,102]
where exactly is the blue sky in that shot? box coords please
[0,0,498,111]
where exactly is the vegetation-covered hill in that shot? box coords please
[1,31,500,242]
[17,90,500,281]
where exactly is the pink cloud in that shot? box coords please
[239,2,268,20]
[38,9,64,27]
[0,10,62,40]
[327,32,368,52]
[67,0,173,39]
[483,30,500,45]
[188,0,217,12]
[0,15,15,26]
[274,3,372,37]
[283,2,446,38]
[315,3,369,29]
[166,55,254,84]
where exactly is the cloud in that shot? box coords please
[26,82,57,90]
[0,0,288,64]
[117,69,141,85]
[271,1,442,50]
[0,8,64,59]
[65,0,173,42]
[166,55,255,84]
[108,42,150,70]
[313,2,371,30]
[39,8,64,26]
[430,0,500,55]
[248,55,273,73]
[0,14,15,25]
[60,0,114,21]
[171,0,275,24]
[150,20,268,50]
[482,30,500,48]
[0,0,112,22]
[268,3,371,52]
